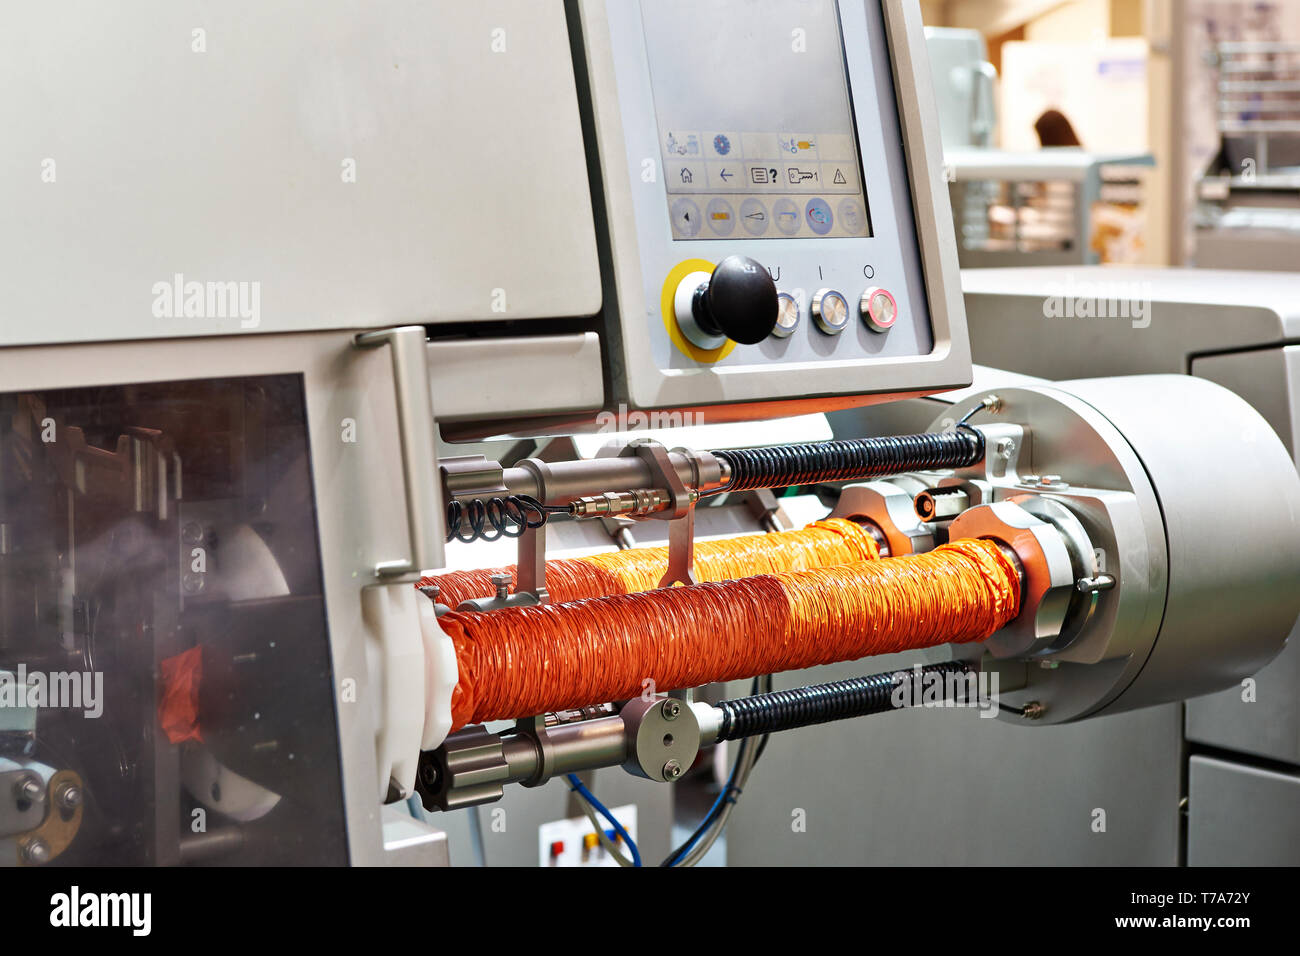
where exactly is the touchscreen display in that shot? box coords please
[641,0,872,241]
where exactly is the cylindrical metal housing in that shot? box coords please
[1054,374,1300,712]
[938,374,1300,721]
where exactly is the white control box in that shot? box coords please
[537,804,639,867]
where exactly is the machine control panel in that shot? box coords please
[586,0,969,412]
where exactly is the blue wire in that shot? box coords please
[565,773,642,867]
[662,751,742,866]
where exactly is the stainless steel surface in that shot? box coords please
[725,654,1184,865]
[960,270,1300,765]
[427,716,631,812]
[356,327,445,577]
[934,376,1300,722]
[960,267,1300,380]
[0,0,602,345]
[381,805,450,868]
[831,478,938,556]
[937,390,1168,717]
[1187,755,1300,866]
[620,697,702,782]
[500,449,725,506]
[913,486,968,520]
[427,334,605,424]
[1053,375,1300,711]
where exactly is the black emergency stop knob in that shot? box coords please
[691,256,779,345]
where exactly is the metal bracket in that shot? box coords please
[515,522,549,605]
[622,440,697,587]
[355,327,443,577]
[743,488,791,533]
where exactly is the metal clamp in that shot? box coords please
[621,440,698,587]
[355,327,443,577]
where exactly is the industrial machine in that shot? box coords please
[1,1,1297,868]
[946,267,1300,864]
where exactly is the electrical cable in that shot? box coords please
[661,675,771,868]
[669,662,982,866]
[564,773,641,867]
[705,429,983,497]
[445,494,569,544]
[715,661,975,740]
[570,790,635,867]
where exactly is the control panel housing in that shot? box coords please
[576,0,970,418]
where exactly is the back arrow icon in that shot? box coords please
[719,168,733,181]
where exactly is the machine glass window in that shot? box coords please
[0,375,348,865]
[641,0,872,240]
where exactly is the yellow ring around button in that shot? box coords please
[660,258,738,364]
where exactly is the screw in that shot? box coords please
[181,521,204,544]
[1021,474,1040,485]
[981,394,1002,413]
[490,572,510,600]
[181,572,206,594]
[1021,701,1045,720]
[996,437,1016,459]
[662,760,682,780]
[1039,474,1067,487]
[661,699,681,721]
[1076,573,1116,594]
[14,774,44,805]
[21,838,51,865]
[55,783,82,812]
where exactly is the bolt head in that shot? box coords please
[662,760,682,780]
[996,437,1016,459]
[661,699,681,720]
[22,838,51,865]
[55,783,82,812]
[14,774,44,805]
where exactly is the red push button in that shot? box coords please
[860,287,898,333]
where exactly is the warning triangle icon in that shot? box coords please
[833,168,847,184]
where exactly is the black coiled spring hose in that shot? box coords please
[715,661,974,741]
[445,494,567,544]
[707,427,983,496]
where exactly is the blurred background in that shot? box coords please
[921,0,1300,270]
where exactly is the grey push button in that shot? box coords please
[811,288,849,335]
[772,292,800,338]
